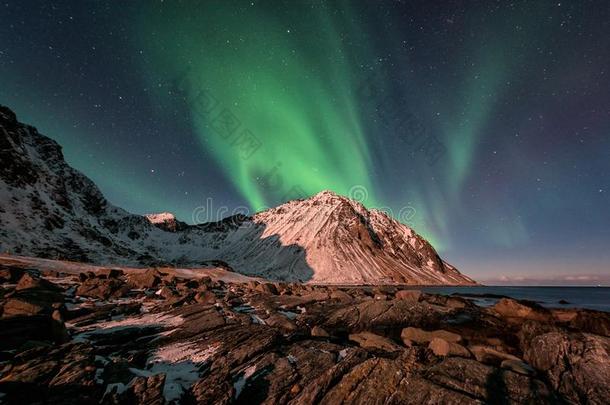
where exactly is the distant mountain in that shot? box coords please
[0,105,475,285]
[145,212,188,232]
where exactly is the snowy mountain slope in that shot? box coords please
[0,105,475,285]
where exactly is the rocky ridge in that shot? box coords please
[0,258,608,404]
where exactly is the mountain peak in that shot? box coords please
[144,212,186,232]
[145,212,177,223]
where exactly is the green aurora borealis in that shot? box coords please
[1,0,609,283]
[135,1,542,250]
[139,3,380,211]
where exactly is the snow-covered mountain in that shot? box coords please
[0,105,475,285]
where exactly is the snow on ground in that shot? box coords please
[126,341,220,402]
[278,310,298,319]
[0,254,261,283]
[71,312,184,342]
[233,365,258,399]
[150,341,220,364]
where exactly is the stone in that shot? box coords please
[265,313,297,332]
[428,338,471,358]
[122,373,166,405]
[500,359,535,376]
[0,315,68,349]
[0,265,24,283]
[492,298,551,322]
[401,327,462,345]
[348,332,402,352]
[329,289,352,303]
[75,277,128,300]
[155,285,178,299]
[194,290,216,305]
[325,300,439,332]
[468,345,521,366]
[522,331,610,404]
[311,326,330,338]
[256,282,279,295]
[424,357,554,404]
[569,310,610,337]
[126,269,162,289]
[0,263,606,404]
[15,272,61,292]
[395,289,422,302]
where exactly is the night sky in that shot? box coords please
[1,1,609,284]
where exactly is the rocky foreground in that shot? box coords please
[1,263,609,404]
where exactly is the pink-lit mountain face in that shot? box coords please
[0,106,475,285]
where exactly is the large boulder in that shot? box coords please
[324,300,439,332]
[468,345,521,366]
[126,269,163,289]
[119,373,166,405]
[0,265,24,283]
[401,327,462,345]
[75,277,129,300]
[492,298,551,322]
[428,338,471,358]
[0,314,68,350]
[15,272,62,292]
[395,289,421,302]
[348,332,402,353]
[522,331,610,404]
[2,274,64,318]
[424,357,555,404]
[568,310,610,337]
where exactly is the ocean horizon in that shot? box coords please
[420,286,610,312]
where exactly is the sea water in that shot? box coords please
[419,286,610,312]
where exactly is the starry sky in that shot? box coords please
[1,1,609,284]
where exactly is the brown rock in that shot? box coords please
[395,289,421,302]
[325,300,438,332]
[468,345,521,366]
[500,359,535,376]
[0,315,68,349]
[569,310,610,337]
[155,285,178,299]
[428,338,471,358]
[190,365,233,404]
[445,297,467,309]
[522,331,610,404]
[2,297,48,317]
[291,348,368,404]
[311,326,330,338]
[0,265,24,283]
[349,331,402,352]
[123,373,166,405]
[320,358,406,404]
[126,269,162,289]
[194,290,216,305]
[75,277,128,300]
[492,298,551,322]
[425,357,554,403]
[256,282,279,295]
[265,313,297,332]
[15,273,61,292]
[96,268,124,279]
[401,327,462,345]
[329,289,352,303]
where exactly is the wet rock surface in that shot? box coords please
[0,267,608,404]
